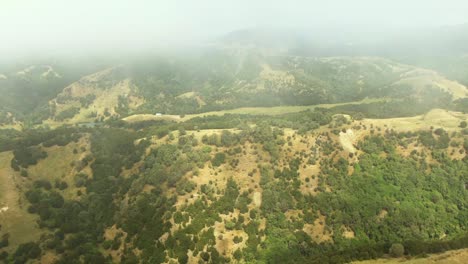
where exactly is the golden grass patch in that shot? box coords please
[0,152,43,252]
[303,214,333,243]
[353,248,468,264]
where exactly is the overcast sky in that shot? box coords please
[1,0,467,57]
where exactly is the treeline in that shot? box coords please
[123,108,333,140]
[272,234,468,264]
[0,127,84,153]
[2,127,83,173]
[329,86,453,118]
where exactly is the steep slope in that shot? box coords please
[0,61,110,127]
[46,67,144,125]
[0,65,64,126]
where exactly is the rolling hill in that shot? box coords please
[0,31,468,263]
[1,53,464,129]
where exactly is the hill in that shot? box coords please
[1,54,463,128]
[0,36,468,263]
[0,104,467,263]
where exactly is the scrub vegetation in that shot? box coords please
[1,31,468,264]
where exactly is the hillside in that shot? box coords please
[0,103,467,263]
[4,0,468,262]
[1,53,463,129]
[0,60,112,128]
[0,47,468,264]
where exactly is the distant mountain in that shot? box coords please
[220,24,468,57]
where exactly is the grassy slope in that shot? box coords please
[26,137,91,200]
[146,111,467,259]
[123,97,388,123]
[1,109,467,260]
[361,109,468,131]
[353,248,468,264]
[0,152,42,252]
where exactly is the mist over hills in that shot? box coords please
[220,24,468,56]
[1,25,468,128]
[0,22,468,264]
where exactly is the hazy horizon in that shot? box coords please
[1,0,468,58]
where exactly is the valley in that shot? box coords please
[0,40,467,264]
[2,1,468,263]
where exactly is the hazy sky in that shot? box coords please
[1,0,467,57]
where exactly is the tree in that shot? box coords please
[212,152,226,167]
[178,126,186,136]
[0,233,9,248]
[233,249,242,260]
[460,121,467,128]
[221,130,237,146]
[14,242,41,261]
[389,243,404,257]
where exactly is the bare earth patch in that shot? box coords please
[339,129,358,153]
[342,225,355,239]
[252,191,262,208]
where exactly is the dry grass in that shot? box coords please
[252,191,262,208]
[342,225,355,239]
[0,123,23,131]
[303,214,333,243]
[0,151,43,252]
[122,97,388,124]
[40,251,58,264]
[176,91,206,106]
[103,225,128,262]
[213,218,248,256]
[45,67,145,127]
[26,136,91,200]
[153,129,263,211]
[361,109,468,132]
[339,129,358,153]
[396,68,468,100]
[298,163,320,196]
[122,114,182,123]
[258,63,295,90]
[353,248,468,264]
